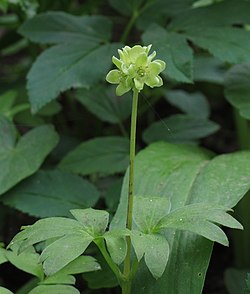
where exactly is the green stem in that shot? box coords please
[121,11,138,44]
[233,108,250,150]
[95,239,123,283]
[122,89,139,294]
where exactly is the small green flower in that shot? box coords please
[106,44,166,96]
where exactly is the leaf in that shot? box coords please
[43,255,100,285]
[193,55,226,84]
[142,24,193,83]
[19,13,111,45]
[224,63,250,119]
[70,208,109,237]
[9,217,83,252]
[28,285,80,294]
[0,287,14,294]
[169,0,250,30]
[27,42,121,113]
[133,196,171,233]
[112,142,250,293]
[0,90,17,116]
[0,115,16,151]
[0,122,59,195]
[159,203,242,246]
[40,233,93,276]
[5,246,44,280]
[59,137,130,176]
[1,170,100,218]
[165,90,210,119]
[143,114,219,144]
[131,231,170,279]
[104,229,129,265]
[18,12,121,113]
[185,27,250,64]
[76,85,132,124]
[0,246,7,265]
[108,0,144,16]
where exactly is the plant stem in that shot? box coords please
[122,89,139,294]
[121,11,138,44]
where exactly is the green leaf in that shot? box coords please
[0,287,14,294]
[70,208,109,237]
[18,12,121,113]
[104,229,129,265]
[59,137,130,176]
[1,170,100,218]
[9,217,83,252]
[5,246,44,280]
[43,256,100,285]
[133,196,171,233]
[0,246,7,265]
[0,90,17,116]
[40,233,93,276]
[0,122,59,195]
[165,90,210,119]
[142,24,193,83]
[28,285,80,294]
[193,56,226,84]
[76,85,132,124]
[143,114,219,144]
[112,142,250,293]
[224,63,250,119]
[108,0,144,16]
[19,13,111,45]
[131,231,170,279]
[185,27,250,64]
[0,115,16,151]
[169,0,250,30]
[27,42,121,113]
[159,203,242,246]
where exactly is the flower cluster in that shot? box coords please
[106,44,166,96]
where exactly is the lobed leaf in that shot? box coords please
[70,208,109,237]
[9,217,83,252]
[224,63,250,120]
[142,24,193,83]
[133,196,171,233]
[0,123,59,195]
[59,137,129,176]
[40,233,93,276]
[28,284,80,294]
[131,231,170,279]
[1,170,99,218]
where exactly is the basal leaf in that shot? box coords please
[40,233,93,276]
[112,142,250,293]
[185,27,250,64]
[0,123,59,195]
[224,63,250,119]
[59,137,129,176]
[19,13,111,45]
[70,208,109,237]
[165,90,210,119]
[76,85,132,124]
[133,196,171,233]
[28,284,80,294]
[142,24,193,83]
[143,114,219,144]
[27,42,121,113]
[131,231,170,279]
[1,170,99,218]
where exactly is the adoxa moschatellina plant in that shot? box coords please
[8,45,243,294]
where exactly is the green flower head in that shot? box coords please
[106,44,166,96]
